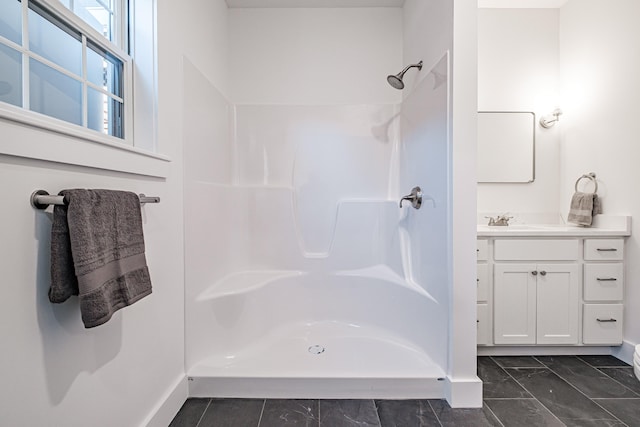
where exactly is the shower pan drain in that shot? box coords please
[308,345,325,355]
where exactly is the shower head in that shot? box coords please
[387,75,405,90]
[386,61,423,90]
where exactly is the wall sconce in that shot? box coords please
[540,108,563,128]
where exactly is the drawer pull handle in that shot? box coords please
[596,318,617,323]
[596,278,618,282]
[596,248,618,252]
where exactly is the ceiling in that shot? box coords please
[226,0,405,8]
[225,0,570,9]
[478,0,570,8]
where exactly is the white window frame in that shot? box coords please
[64,0,129,50]
[0,0,167,177]
[0,0,134,148]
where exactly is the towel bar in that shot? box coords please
[30,190,160,210]
[574,173,598,193]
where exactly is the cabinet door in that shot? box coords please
[536,264,580,345]
[477,303,489,345]
[494,264,536,344]
[477,263,489,302]
[583,304,623,345]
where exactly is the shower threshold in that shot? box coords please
[187,322,446,399]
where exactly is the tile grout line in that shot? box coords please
[494,359,567,427]
[531,356,627,426]
[426,399,444,427]
[592,397,640,400]
[486,356,536,400]
[193,398,212,427]
[595,367,640,398]
[483,357,534,426]
[317,399,321,427]
[577,356,631,370]
[481,399,506,427]
[256,399,266,427]
[588,401,631,427]
[483,397,538,401]
[371,399,383,427]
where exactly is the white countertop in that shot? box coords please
[477,215,631,237]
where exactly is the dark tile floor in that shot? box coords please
[170,355,640,426]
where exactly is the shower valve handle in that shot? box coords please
[399,186,423,209]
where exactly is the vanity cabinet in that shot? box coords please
[478,236,625,348]
[582,238,624,344]
[476,240,490,345]
[494,263,579,345]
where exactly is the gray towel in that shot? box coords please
[49,189,152,328]
[567,191,602,227]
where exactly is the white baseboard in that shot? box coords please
[141,374,188,427]
[612,340,637,365]
[445,376,483,408]
[478,346,613,356]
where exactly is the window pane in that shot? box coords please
[28,5,82,76]
[30,58,82,126]
[87,43,122,97]
[0,0,22,45]
[0,43,22,107]
[74,0,113,41]
[87,88,123,138]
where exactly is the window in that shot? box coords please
[0,0,131,141]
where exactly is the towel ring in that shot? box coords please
[575,173,598,193]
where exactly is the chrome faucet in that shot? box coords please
[399,186,423,209]
[486,214,512,226]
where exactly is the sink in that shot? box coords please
[477,224,558,231]
[502,225,549,230]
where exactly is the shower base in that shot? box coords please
[187,321,446,399]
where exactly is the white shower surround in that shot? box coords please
[183,53,452,399]
[181,0,482,408]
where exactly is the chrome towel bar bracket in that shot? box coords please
[30,190,160,210]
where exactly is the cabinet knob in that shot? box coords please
[531,271,538,276]
[540,271,547,276]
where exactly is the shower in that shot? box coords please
[387,61,423,89]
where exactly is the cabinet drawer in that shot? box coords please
[494,239,579,261]
[584,263,623,301]
[583,304,623,345]
[477,239,489,261]
[584,239,624,261]
[477,303,489,345]
[477,264,489,302]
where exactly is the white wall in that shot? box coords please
[403,0,481,407]
[559,0,640,355]
[228,7,402,105]
[0,0,232,425]
[477,8,561,219]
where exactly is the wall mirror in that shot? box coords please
[477,111,535,183]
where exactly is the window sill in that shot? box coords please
[0,104,170,178]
